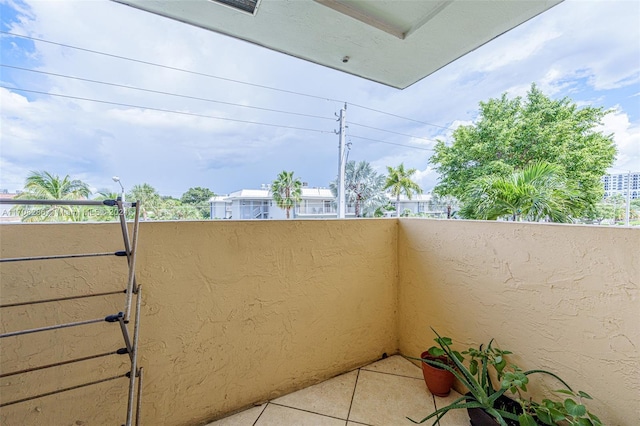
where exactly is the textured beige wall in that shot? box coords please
[398,219,640,425]
[2,219,638,425]
[0,220,398,426]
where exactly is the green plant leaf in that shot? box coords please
[535,407,554,425]
[588,412,603,425]
[564,399,587,417]
[578,391,592,399]
[470,359,478,375]
[577,418,594,426]
[555,389,575,396]
[518,413,538,426]
[427,347,445,357]
[549,408,565,422]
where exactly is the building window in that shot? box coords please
[240,200,269,219]
[297,200,336,214]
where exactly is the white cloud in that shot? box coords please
[599,109,640,172]
[0,0,638,197]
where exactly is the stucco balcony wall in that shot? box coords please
[398,219,640,425]
[0,220,399,425]
[1,219,638,425]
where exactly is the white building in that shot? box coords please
[210,186,339,220]
[602,172,639,200]
[210,186,442,220]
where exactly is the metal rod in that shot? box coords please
[135,367,144,426]
[118,316,133,361]
[0,317,104,339]
[117,199,138,296]
[123,202,140,322]
[0,373,128,407]
[0,350,120,378]
[0,290,125,308]
[125,287,142,426]
[130,202,141,294]
[0,199,136,207]
[0,251,127,263]
[0,199,113,206]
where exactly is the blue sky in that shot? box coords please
[1,0,639,197]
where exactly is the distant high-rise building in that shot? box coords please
[602,172,639,199]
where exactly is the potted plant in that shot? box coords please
[408,329,603,426]
[420,336,462,397]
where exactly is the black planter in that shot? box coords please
[466,393,523,426]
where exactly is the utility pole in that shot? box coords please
[337,103,347,219]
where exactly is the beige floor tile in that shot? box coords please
[361,355,423,380]
[433,390,470,426]
[205,404,267,426]
[349,369,435,426]
[270,369,358,419]
[256,403,347,426]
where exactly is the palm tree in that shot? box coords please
[330,161,387,217]
[384,163,423,217]
[127,183,162,220]
[271,171,302,219]
[13,171,91,222]
[92,190,122,221]
[460,162,584,222]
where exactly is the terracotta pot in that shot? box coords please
[420,351,454,397]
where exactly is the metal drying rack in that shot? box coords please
[0,198,143,426]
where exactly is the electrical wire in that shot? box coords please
[0,31,452,131]
[1,86,332,135]
[0,64,334,121]
[349,121,438,142]
[349,134,435,151]
[349,103,454,131]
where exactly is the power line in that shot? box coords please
[0,31,453,131]
[349,103,454,131]
[349,121,438,143]
[349,134,435,151]
[1,85,440,152]
[1,64,334,121]
[0,31,336,103]
[1,86,332,135]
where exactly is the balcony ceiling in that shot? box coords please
[113,0,562,89]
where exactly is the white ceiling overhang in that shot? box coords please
[113,0,562,89]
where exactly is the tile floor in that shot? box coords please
[206,355,470,426]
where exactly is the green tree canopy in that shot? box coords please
[384,163,423,217]
[127,183,162,220]
[271,171,302,219]
[180,187,215,218]
[430,84,616,217]
[460,161,584,222]
[14,171,91,222]
[330,161,387,217]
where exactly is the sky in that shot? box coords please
[0,0,639,198]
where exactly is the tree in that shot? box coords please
[180,187,215,219]
[330,161,387,217]
[92,190,122,221]
[156,199,203,220]
[13,171,91,222]
[384,163,423,217]
[271,171,302,219]
[127,183,161,220]
[428,193,460,219]
[430,84,616,217]
[459,162,583,222]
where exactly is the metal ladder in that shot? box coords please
[0,198,144,426]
